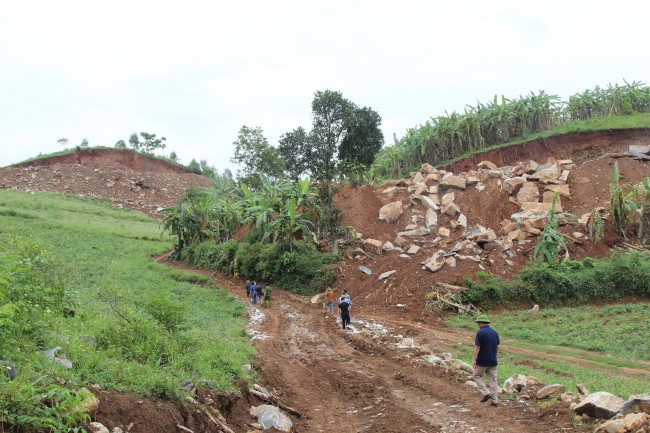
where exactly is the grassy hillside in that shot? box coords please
[0,190,254,428]
[446,303,650,397]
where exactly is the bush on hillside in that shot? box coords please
[182,240,338,294]
[460,252,650,309]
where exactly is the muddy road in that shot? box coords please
[211,273,592,433]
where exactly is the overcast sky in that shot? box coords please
[1,1,648,173]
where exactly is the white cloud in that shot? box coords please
[1,0,649,171]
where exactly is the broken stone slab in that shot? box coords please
[413,172,425,184]
[441,191,455,205]
[545,184,571,198]
[595,413,650,433]
[517,182,540,205]
[500,219,517,235]
[378,200,404,224]
[421,163,437,174]
[419,195,440,211]
[537,384,565,400]
[378,270,397,281]
[438,227,450,237]
[466,175,480,185]
[574,392,625,419]
[457,213,467,229]
[531,162,561,180]
[440,175,466,190]
[382,241,395,251]
[398,227,432,237]
[363,238,384,254]
[475,182,486,191]
[465,224,488,240]
[502,374,528,393]
[398,254,410,258]
[404,223,417,230]
[394,235,409,247]
[616,394,650,416]
[426,173,440,183]
[406,245,421,255]
[444,256,456,268]
[381,186,397,194]
[477,160,497,170]
[487,169,502,178]
[520,201,563,212]
[442,201,460,216]
[502,177,527,195]
[425,208,438,228]
[359,266,373,275]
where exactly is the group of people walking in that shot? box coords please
[324,287,352,329]
[244,281,272,307]
[243,278,502,407]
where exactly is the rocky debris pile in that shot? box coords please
[372,157,590,274]
[392,336,650,433]
[0,162,210,216]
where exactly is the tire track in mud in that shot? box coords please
[159,259,590,432]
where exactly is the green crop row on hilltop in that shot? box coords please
[0,190,255,431]
[371,80,650,179]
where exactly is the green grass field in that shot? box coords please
[0,190,255,399]
[445,304,650,397]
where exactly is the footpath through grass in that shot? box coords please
[445,303,650,398]
[0,190,255,427]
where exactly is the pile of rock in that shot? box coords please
[372,157,590,274]
[416,347,650,432]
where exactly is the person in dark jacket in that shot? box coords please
[338,295,351,330]
[245,280,252,301]
[472,314,500,407]
[255,284,264,305]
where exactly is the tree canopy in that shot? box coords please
[279,90,384,182]
[231,126,284,189]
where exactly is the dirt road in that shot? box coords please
[212,273,591,433]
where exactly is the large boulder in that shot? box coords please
[574,392,625,419]
[517,182,540,205]
[440,175,467,190]
[477,160,498,170]
[502,177,527,195]
[530,162,561,181]
[502,374,528,393]
[379,200,403,224]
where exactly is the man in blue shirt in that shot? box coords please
[472,314,500,407]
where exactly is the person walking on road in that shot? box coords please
[255,284,264,305]
[324,287,335,314]
[245,280,252,302]
[338,292,351,330]
[472,314,500,407]
[263,286,272,307]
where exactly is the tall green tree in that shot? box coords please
[281,90,384,253]
[278,127,313,181]
[231,126,284,189]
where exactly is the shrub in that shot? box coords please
[460,272,507,308]
[183,240,337,295]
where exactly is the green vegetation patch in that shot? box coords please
[183,239,338,295]
[445,303,650,397]
[0,190,255,430]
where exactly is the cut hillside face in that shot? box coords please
[0,149,210,216]
[335,132,650,318]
